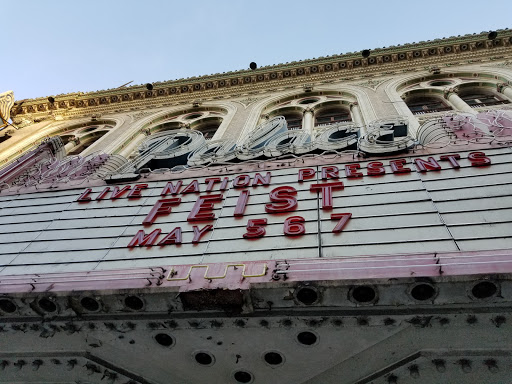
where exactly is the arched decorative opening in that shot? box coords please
[267,107,303,130]
[150,120,181,134]
[59,134,75,145]
[146,108,227,137]
[282,112,303,130]
[458,89,510,108]
[67,130,109,156]
[404,94,452,115]
[315,106,351,127]
[50,121,117,156]
[116,107,228,159]
[191,117,223,140]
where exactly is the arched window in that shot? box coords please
[196,124,219,140]
[281,112,303,130]
[405,96,452,115]
[191,117,223,140]
[54,122,116,156]
[67,131,109,156]
[458,90,510,107]
[315,107,351,126]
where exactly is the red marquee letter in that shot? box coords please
[161,181,182,196]
[322,166,339,180]
[414,157,441,172]
[265,186,297,213]
[143,198,181,225]
[220,177,229,190]
[243,218,267,239]
[205,178,221,192]
[188,194,223,222]
[76,188,93,202]
[128,184,148,198]
[310,182,344,210]
[128,229,162,247]
[284,216,306,236]
[298,168,316,182]
[345,164,363,178]
[96,187,110,200]
[192,225,213,243]
[252,172,271,186]
[390,159,411,174]
[234,190,250,217]
[468,151,491,167]
[111,185,131,199]
[367,162,385,176]
[233,175,251,188]
[440,154,461,169]
[158,227,182,246]
[181,180,200,194]
[331,213,352,233]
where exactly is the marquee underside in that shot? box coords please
[1,251,511,384]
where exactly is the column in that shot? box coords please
[64,137,80,154]
[349,102,366,136]
[444,87,476,114]
[497,83,512,100]
[64,142,74,152]
[302,108,314,135]
[118,133,147,158]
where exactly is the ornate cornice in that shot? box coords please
[11,30,512,124]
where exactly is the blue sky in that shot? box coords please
[2,0,511,101]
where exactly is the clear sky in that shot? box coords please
[1,0,511,101]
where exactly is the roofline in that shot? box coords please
[10,29,512,121]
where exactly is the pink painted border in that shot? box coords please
[1,249,511,294]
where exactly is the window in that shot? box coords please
[405,96,452,115]
[192,118,222,140]
[459,91,509,107]
[281,113,303,130]
[298,98,319,105]
[315,108,351,125]
[197,124,218,140]
[67,131,108,155]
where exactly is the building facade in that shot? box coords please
[1,29,512,384]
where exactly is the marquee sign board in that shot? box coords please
[74,152,491,247]
[0,147,508,277]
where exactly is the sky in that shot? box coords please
[1,0,511,101]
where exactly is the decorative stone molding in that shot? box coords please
[443,87,459,99]
[129,110,159,121]
[485,61,512,68]
[428,65,441,74]
[303,107,314,116]
[238,97,260,108]
[10,30,512,123]
[355,79,386,90]
[0,90,15,129]
[497,83,509,93]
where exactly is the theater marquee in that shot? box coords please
[71,152,492,249]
